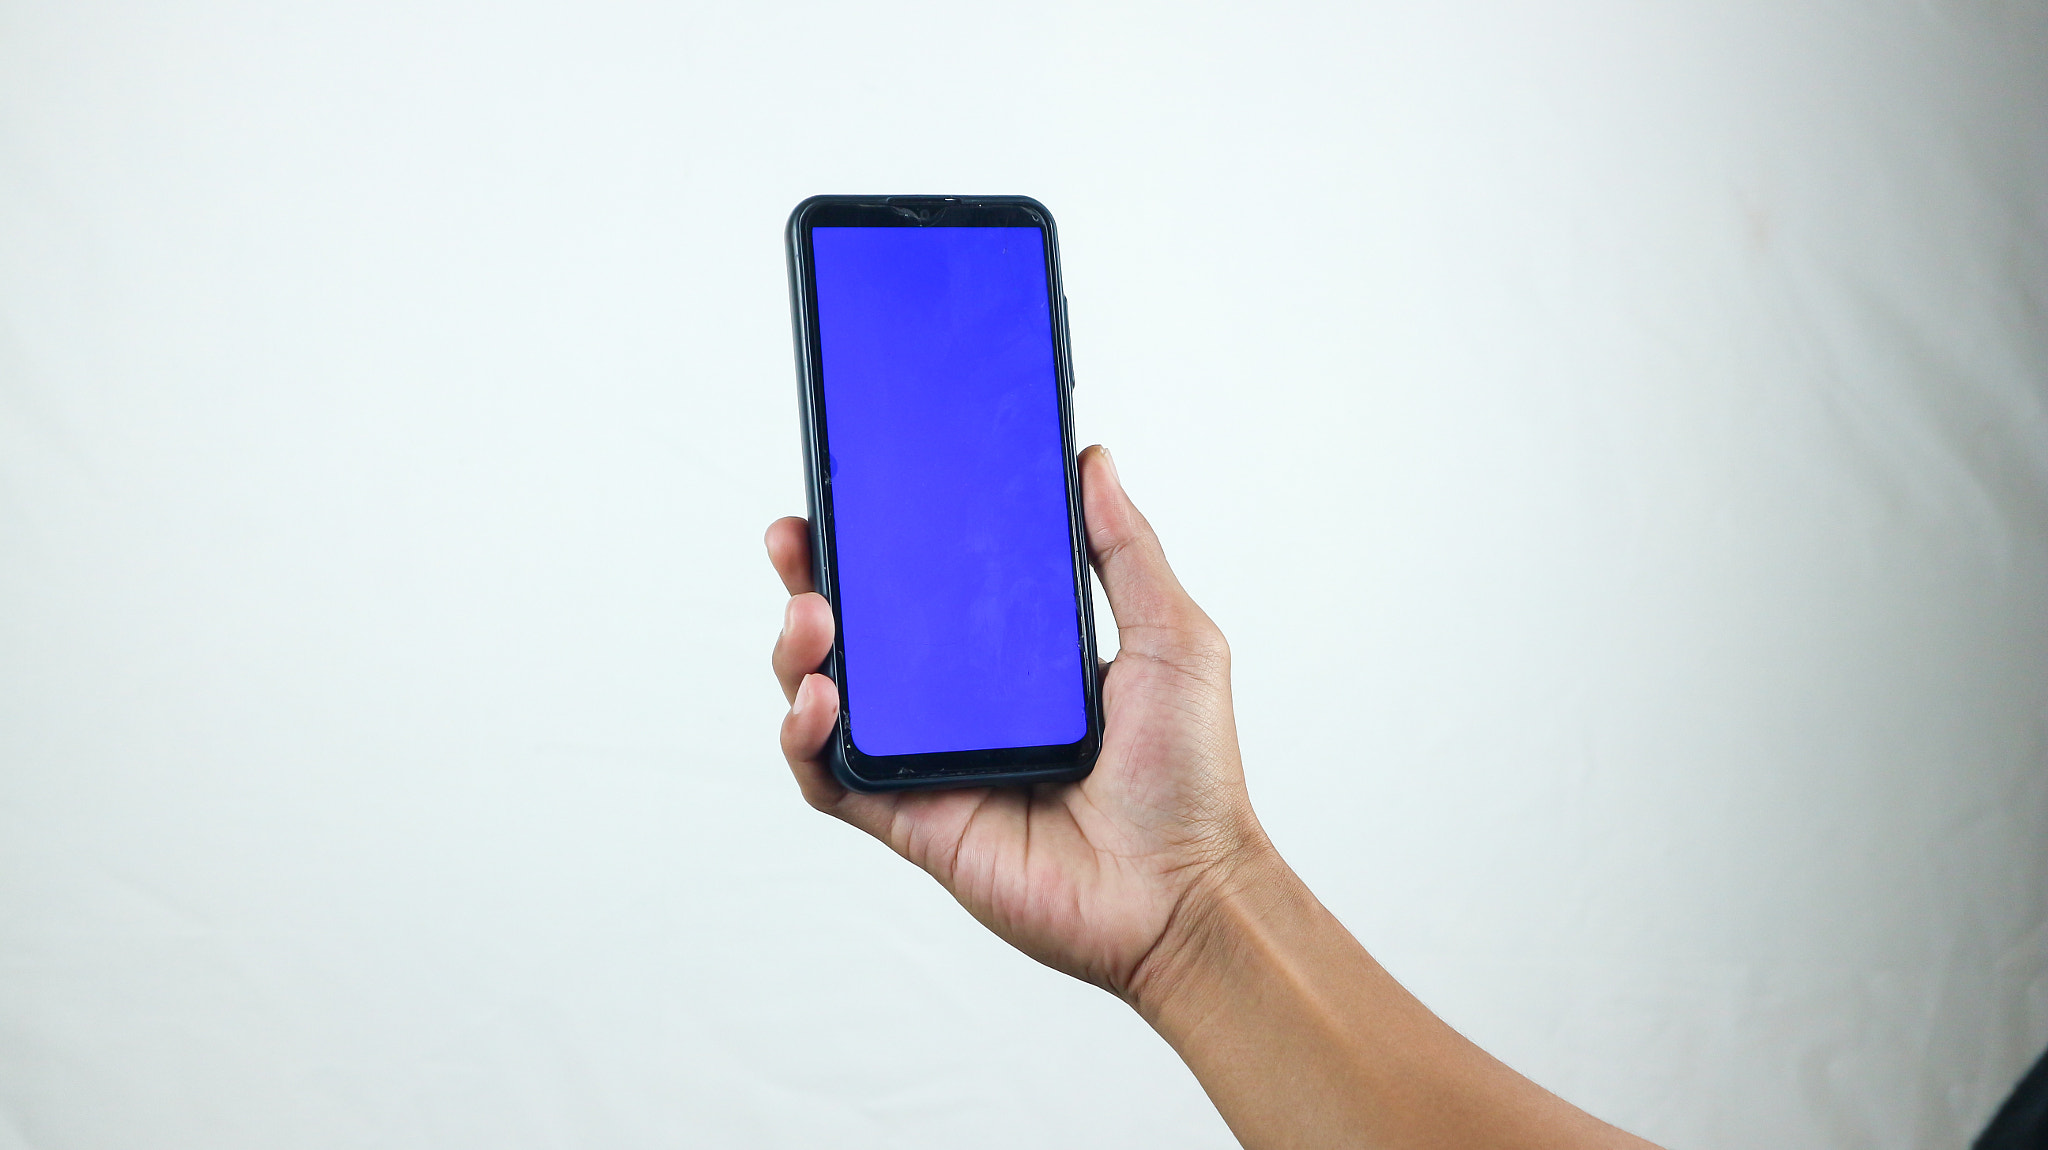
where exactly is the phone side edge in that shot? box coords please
[785,198,860,790]
[1029,199,1104,785]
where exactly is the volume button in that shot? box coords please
[1061,294,1073,388]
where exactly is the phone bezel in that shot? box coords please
[784,194,1103,792]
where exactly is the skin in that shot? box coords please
[767,445,1661,1150]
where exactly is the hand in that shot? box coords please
[768,446,1662,1150]
[765,445,1272,1000]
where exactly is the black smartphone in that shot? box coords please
[784,195,1102,792]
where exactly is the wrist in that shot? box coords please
[1121,830,1300,1027]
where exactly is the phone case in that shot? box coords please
[784,195,1102,793]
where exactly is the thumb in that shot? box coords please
[1079,446,1225,666]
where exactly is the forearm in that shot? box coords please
[1129,845,1657,1150]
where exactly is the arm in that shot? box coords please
[1131,847,1652,1149]
[766,445,1657,1150]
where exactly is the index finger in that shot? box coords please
[765,516,815,595]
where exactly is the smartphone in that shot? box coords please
[784,195,1102,792]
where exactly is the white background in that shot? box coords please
[2,2,2045,1147]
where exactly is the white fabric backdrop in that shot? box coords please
[2,2,2043,1147]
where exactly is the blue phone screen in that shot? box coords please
[812,225,1087,758]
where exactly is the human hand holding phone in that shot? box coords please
[767,447,1660,1150]
[767,444,1270,999]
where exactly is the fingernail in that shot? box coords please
[781,598,796,639]
[791,675,811,716]
[1099,445,1120,486]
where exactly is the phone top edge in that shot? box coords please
[790,195,1056,232]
